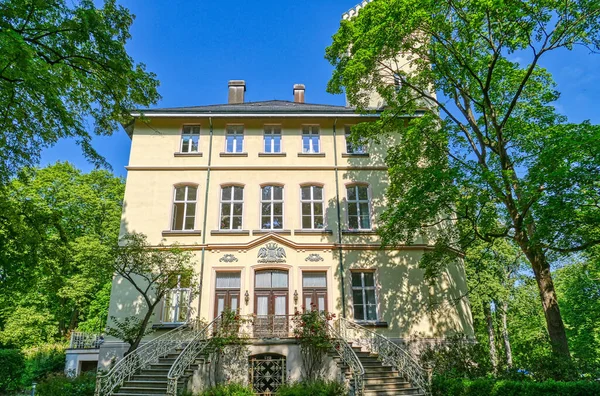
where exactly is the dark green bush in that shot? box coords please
[276,380,347,396]
[432,376,600,396]
[21,344,66,386]
[0,349,25,392]
[36,372,96,396]
[198,383,254,396]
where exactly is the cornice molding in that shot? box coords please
[125,165,388,171]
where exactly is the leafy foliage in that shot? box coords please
[0,162,124,347]
[20,344,66,387]
[327,0,600,357]
[0,0,160,181]
[291,309,335,381]
[36,371,96,396]
[106,316,154,346]
[0,349,25,393]
[276,380,347,396]
[197,382,255,396]
[432,376,600,396]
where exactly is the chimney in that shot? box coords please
[228,80,246,104]
[293,84,305,103]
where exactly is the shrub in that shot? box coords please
[0,349,25,393]
[276,380,347,396]
[418,335,492,379]
[291,309,336,380]
[36,372,96,396]
[432,376,600,396]
[198,382,254,395]
[21,343,66,386]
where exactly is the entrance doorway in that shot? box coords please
[254,270,288,337]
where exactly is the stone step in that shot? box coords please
[122,380,168,388]
[364,392,425,396]
[365,383,422,393]
[115,387,168,395]
[363,377,411,386]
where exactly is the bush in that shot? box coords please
[0,349,25,393]
[36,372,96,396]
[418,335,492,379]
[21,343,66,386]
[198,383,254,395]
[432,376,600,396]
[276,380,347,396]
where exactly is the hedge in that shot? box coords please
[0,349,25,393]
[36,372,96,396]
[433,377,600,396]
[276,380,347,396]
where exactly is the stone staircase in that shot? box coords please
[113,348,201,396]
[334,343,426,396]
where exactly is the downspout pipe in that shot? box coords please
[198,116,213,317]
[333,118,347,318]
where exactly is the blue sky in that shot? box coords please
[40,0,600,177]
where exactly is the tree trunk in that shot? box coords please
[483,300,497,373]
[501,301,513,368]
[126,304,156,355]
[517,239,571,358]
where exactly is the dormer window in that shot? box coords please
[180,125,200,153]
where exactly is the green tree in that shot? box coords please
[327,0,600,358]
[108,233,197,354]
[0,0,160,181]
[0,162,124,347]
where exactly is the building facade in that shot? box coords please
[93,78,473,393]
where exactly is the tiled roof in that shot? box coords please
[136,100,362,114]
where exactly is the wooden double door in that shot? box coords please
[254,290,288,337]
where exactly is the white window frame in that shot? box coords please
[162,275,191,324]
[225,125,244,153]
[302,125,320,154]
[351,271,378,322]
[171,185,197,231]
[180,125,200,153]
[220,185,244,230]
[263,125,282,153]
[345,125,366,154]
[300,185,325,229]
[260,184,284,230]
[346,184,372,230]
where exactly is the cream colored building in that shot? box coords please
[93,78,472,395]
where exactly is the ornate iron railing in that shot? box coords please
[94,322,192,396]
[70,332,103,349]
[238,314,296,338]
[337,318,429,395]
[325,320,364,396]
[166,315,223,395]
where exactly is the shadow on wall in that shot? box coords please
[327,137,473,340]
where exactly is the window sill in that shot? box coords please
[355,321,388,328]
[342,152,369,158]
[297,152,326,157]
[174,152,203,157]
[294,229,334,235]
[211,230,250,236]
[342,229,377,235]
[162,230,202,236]
[152,323,187,330]
[220,152,248,157]
[258,152,287,157]
[253,229,292,235]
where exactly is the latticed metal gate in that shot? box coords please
[249,354,286,395]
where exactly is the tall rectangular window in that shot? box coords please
[172,185,197,230]
[352,271,377,321]
[302,126,320,153]
[261,185,284,229]
[301,185,324,229]
[226,125,244,153]
[215,272,241,317]
[347,185,371,230]
[180,125,200,153]
[162,275,191,323]
[345,126,366,154]
[220,186,244,230]
[264,126,282,153]
[303,272,327,312]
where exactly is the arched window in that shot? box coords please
[300,185,324,229]
[220,185,244,230]
[171,185,197,230]
[346,184,371,230]
[261,185,284,230]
